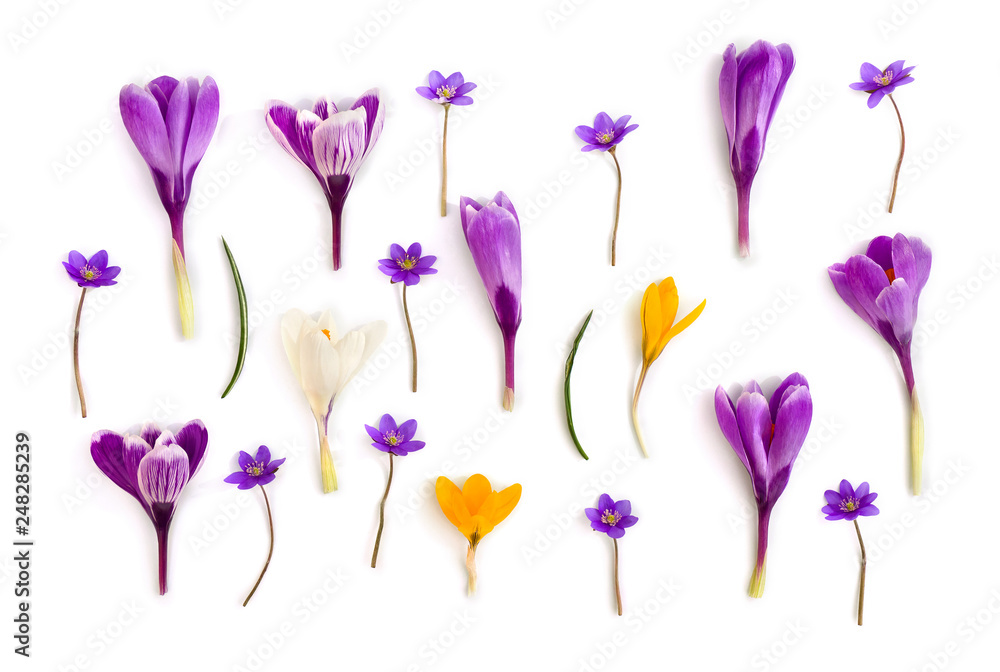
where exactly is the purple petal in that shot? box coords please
[257,473,277,486]
[732,41,783,178]
[378,414,397,434]
[137,443,190,506]
[823,490,842,506]
[181,76,220,186]
[406,242,422,258]
[390,270,408,283]
[854,481,871,500]
[237,476,258,490]
[224,472,248,485]
[364,424,383,443]
[454,82,477,95]
[867,89,886,108]
[614,499,631,517]
[613,115,632,132]
[90,430,146,505]
[593,112,614,135]
[87,250,109,270]
[597,493,614,512]
[591,520,611,534]
[397,419,418,442]
[416,86,436,101]
[734,391,771,500]
[414,255,436,269]
[764,386,813,502]
[396,440,425,454]
[255,445,271,465]
[403,272,420,286]
[120,83,174,184]
[829,263,879,331]
[839,479,855,499]
[607,526,625,539]
[859,492,878,507]
[845,254,891,327]
[461,194,522,327]
[825,511,848,521]
[859,63,881,82]
[585,507,601,522]
[173,419,208,478]
[886,60,906,77]
[389,243,406,260]
[865,235,894,271]
[237,450,253,469]
[768,372,809,423]
[349,88,385,158]
[312,110,367,178]
[427,70,445,90]
[764,43,795,132]
[719,43,738,161]
[139,422,162,447]
[449,95,474,106]
[68,250,87,268]
[444,72,464,88]
[858,505,880,516]
[875,278,915,344]
[619,515,638,528]
[575,125,597,143]
[715,386,751,475]
[267,457,286,472]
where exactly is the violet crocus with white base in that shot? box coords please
[459,192,522,411]
[266,90,385,270]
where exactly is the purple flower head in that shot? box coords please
[719,41,794,257]
[364,414,425,456]
[850,61,915,108]
[119,76,219,256]
[378,242,438,286]
[460,192,522,410]
[416,71,476,106]
[63,250,120,288]
[265,89,386,270]
[575,112,638,152]
[828,233,931,393]
[822,480,879,521]
[585,494,638,539]
[224,445,285,490]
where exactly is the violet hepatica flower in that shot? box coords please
[266,90,385,271]
[90,420,208,595]
[63,250,120,418]
[822,479,880,625]
[575,112,638,266]
[850,61,915,213]
[460,192,522,411]
[719,41,794,257]
[828,233,930,494]
[224,445,284,606]
[416,71,476,216]
[585,494,638,616]
[378,243,438,392]
[714,374,812,598]
[120,76,219,339]
[366,414,426,568]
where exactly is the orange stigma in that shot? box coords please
[885,268,896,283]
[321,329,331,340]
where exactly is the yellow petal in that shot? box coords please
[660,298,707,347]
[490,483,522,526]
[640,283,661,363]
[435,476,469,530]
[461,474,492,515]
[657,278,679,332]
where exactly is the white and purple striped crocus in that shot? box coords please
[460,192,522,411]
[266,90,385,271]
[719,41,794,257]
[91,420,208,595]
[119,76,220,338]
[715,374,812,598]
[829,233,930,494]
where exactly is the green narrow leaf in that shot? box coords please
[221,237,248,399]
[564,310,593,460]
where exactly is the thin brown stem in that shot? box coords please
[887,94,905,213]
[440,104,450,217]
[73,287,88,418]
[243,486,274,606]
[609,146,622,266]
[402,284,417,392]
[854,519,867,625]
[613,538,623,616]
[370,453,394,568]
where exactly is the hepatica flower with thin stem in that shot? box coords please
[90,420,208,595]
[714,374,812,598]
[719,41,794,257]
[266,90,385,270]
[828,233,930,494]
[822,479,879,625]
[460,192,522,411]
[575,112,638,266]
[378,243,437,392]
[224,446,285,606]
[416,71,476,216]
[585,494,638,616]
[281,309,386,493]
[120,75,219,338]
[633,278,706,457]
[62,250,120,418]
[366,414,425,569]
[850,61,915,213]
[435,474,520,594]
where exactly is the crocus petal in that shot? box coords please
[350,88,385,158]
[181,76,220,184]
[90,430,146,504]
[719,43,738,159]
[764,385,812,502]
[490,483,522,526]
[715,386,751,474]
[462,196,522,328]
[875,278,915,344]
[845,254,893,331]
[173,419,208,477]
[866,236,894,271]
[894,233,932,297]
[764,43,795,131]
[660,299,707,348]
[280,308,309,386]
[735,391,771,500]
[137,443,190,507]
[732,41,782,178]
[120,83,174,182]
[299,327,340,415]
[640,282,663,363]
[139,422,162,447]
[460,474,492,516]
[313,109,367,179]
[768,372,809,422]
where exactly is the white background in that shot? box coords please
[2,0,999,670]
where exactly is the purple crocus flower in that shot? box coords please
[90,420,208,595]
[224,445,285,489]
[714,373,812,598]
[366,414,425,568]
[266,90,385,270]
[460,192,522,411]
[719,41,794,257]
[378,242,438,286]
[585,493,638,615]
[120,76,219,339]
[828,233,930,494]
[416,71,476,106]
[822,479,880,625]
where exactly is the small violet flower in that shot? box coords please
[849,61,915,212]
[63,250,120,418]
[366,414,426,568]
[575,112,638,266]
[224,445,284,606]
[378,243,437,392]
[417,71,476,216]
[585,494,638,615]
[822,479,880,625]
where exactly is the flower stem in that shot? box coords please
[315,416,338,493]
[854,519,867,626]
[631,363,650,458]
[911,388,924,496]
[466,544,477,595]
[156,526,169,596]
[502,331,516,412]
[371,454,394,568]
[243,485,274,606]
[73,287,88,418]
[330,204,343,271]
[887,94,906,214]
[171,240,194,339]
[613,538,623,616]
[736,186,751,258]
[402,284,417,393]
[441,104,450,217]
[608,146,623,266]
[748,507,769,598]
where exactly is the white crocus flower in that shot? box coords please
[281,308,386,492]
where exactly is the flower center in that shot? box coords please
[436,85,456,100]
[873,70,894,86]
[383,431,402,446]
[246,461,264,477]
[885,267,896,283]
[397,256,417,270]
[601,508,618,526]
[321,329,332,340]
[597,132,615,144]
[80,265,100,280]
[840,497,860,512]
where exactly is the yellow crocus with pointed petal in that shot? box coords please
[633,278,706,457]
[435,474,521,594]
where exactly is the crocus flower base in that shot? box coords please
[748,557,766,599]
[911,390,924,495]
[319,427,338,493]
[172,240,194,339]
